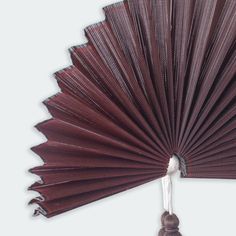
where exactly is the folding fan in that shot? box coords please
[29,0,236,235]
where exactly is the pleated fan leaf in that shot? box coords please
[30,0,236,218]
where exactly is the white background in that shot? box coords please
[0,0,236,235]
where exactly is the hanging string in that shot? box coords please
[162,156,179,214]
[158,156,182,236]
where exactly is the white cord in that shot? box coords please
[161,155,179,215]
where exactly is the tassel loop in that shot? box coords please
[158,156,182,236]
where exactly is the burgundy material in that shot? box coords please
[30,0,236,218]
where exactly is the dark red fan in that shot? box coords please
[29,0,236,235]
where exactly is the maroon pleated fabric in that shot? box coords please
[30,0,236,218]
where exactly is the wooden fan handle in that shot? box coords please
[158,212,182,236]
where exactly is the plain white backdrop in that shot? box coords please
[0,0,236,235]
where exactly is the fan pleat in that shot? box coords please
[70,44,172,153]
[106,1,174,149]
[179,1,236,152]
[36,119,163,160]
[31,176,158,218]
[128,1,174,150]
[29,173,160,202]
[184,103,236,160]
[85,20,172,152]
[54,66,169,156]
[44,93,169,157]
[30,167,162,185]
[186,122,236,157]
[32,141,167,169]
[178,0,219,148]
[30,0,236,217]
[172,0,194,148]
[150,0,175,146]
